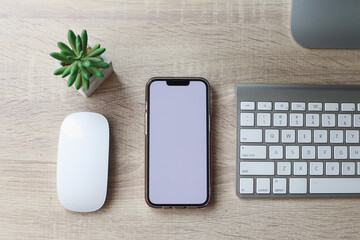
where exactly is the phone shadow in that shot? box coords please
[208,86,220,210]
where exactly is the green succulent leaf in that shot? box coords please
[50,52,71,63]
[83,60,92,68]
[76,35,82,56]
[67,30,77,53]
[70,62,79,75]
[57,42,73,53]
[53,66,67,75]
[87,66,104,78]
[86,48,105,58]
[62,68,72,78]
[80,64,90,80]
[81,29,88,53]
[74,72,82,90]
[82,75,90,90]
[86,44,100,56]
[67,72,77,87]
[62,62,76,78]
[60,50,76,57]
[86,57,102,63]
[90,61,109,69]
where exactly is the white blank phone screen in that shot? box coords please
[148,80,208,205]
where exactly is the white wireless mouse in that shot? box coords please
[57,112,109,212]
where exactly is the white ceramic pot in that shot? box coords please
[55,43,113,97]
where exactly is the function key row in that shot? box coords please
[240,102,360,112]
[240,113,360,127]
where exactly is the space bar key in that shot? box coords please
[310,178,360,193]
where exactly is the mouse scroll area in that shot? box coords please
[57,112,109,212]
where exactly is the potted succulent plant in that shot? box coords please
[50,29,113,97]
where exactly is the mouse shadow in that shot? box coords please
[95,72,123,210]
[102,125,119,210]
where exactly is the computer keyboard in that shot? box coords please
[236,84,360,198]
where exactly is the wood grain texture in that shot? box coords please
[1,0,360,239]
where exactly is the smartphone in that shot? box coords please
[145,77,211,208]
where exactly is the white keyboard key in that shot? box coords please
[322,114,336,127]
[310,162,323,175]
[318,146,332,159]
[275,102,289,111]
[257,113,271,126]
[308,103,322,111]
[342,162,355,175]
[277,162,291,175]
[240,146,266,159]
[294,162,307,175]
[358,103,360,111]
[273,113,287,127]
[341,103,355,111]
[326,162,339,175]
[302,146,315,159]
[290,114,303,127]
[289,178,307,194]
[286,146,299,159]
[310,178,360,193]
[273,178,287,194]
[239,178,254,194]
[354,115,360,127]
[258,102,272,111]
[240,129,263,143]
[334,146,348,159]
[240,162,274,175]
[269,146,283,159]
[346,130,359,143]
[325,103,339,111]
[241,102,255,110]
[358,162,360,175]
[306,114,319,127]
[350,146,360,159]
[265,129,279,143]
[256,178,270,194]
[240,113,254,126]
[314,130,328,143]
[292,102,305,111]
[330,130,343,143]
[298,130,312,143]
[338,114,352,127]
[282,130,295,143]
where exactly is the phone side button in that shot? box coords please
[209,115,211,132]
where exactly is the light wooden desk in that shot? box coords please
[1,0,360,239]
